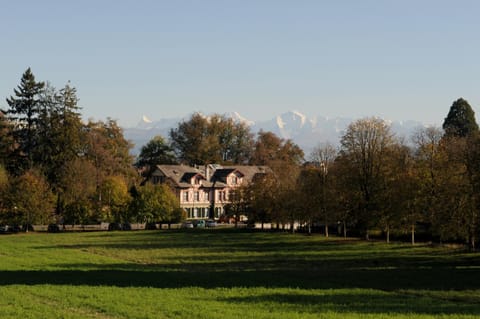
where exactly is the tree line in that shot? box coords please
[139,91,480,249]
[1,68,479,250]
[236,98,480,250]
[0,68,184,227]
[0,68,304,228]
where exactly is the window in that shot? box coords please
[194,191,199,201]
[183,191,189,202]
[218,190,227,201]
[204,191,209,201]
[231,176,238,185]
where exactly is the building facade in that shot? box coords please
[148,164,269,220]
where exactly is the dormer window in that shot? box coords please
[231,176,238,185]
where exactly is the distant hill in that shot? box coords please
[124,111,425,156]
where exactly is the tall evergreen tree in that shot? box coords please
[37,82,83,185]
[4,68,45,172]
[443,98,479,138]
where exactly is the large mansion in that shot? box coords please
[148,164,270,220]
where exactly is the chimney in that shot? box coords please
[205,165,210,181]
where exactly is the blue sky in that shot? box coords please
[1,1,480,126]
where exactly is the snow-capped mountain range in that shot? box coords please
[123,111,424,155]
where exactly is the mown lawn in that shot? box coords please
[0,229,479,318]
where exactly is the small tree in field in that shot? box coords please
[130,184,179,225]
[7,169,55,228]
[98,176,131,222]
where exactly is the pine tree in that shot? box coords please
[4,68,45,172]
[443,98,479,138]
[37,82,83,185]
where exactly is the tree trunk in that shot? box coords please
[308,222,311,235]
[411,223,415,245]
[365,229,369,241]
[386,226,390,244]
[324,223,329,238]
[261,222,264,230]
[343,221,347,239]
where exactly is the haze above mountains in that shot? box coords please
[123,111,426,155]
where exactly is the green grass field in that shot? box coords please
[0,229,479,318]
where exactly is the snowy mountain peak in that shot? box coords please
[291,110,307,125]
[124,111,424,155]
[280,110,307,128]
[136,115,154,129]
[226,112,255,126]
[275,115,286,129]
[142,115,152,123]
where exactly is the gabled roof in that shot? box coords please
[181,172,205,183]
[154,165,211,188]
[221,165,271,183]
[211,168,242,183]
[152,164,271,188]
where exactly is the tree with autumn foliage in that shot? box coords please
[5,169,55,228]
[245,172,277,229]
[340,117,396,240]
[98,176,131,223]
[169,113,254,165]
[129,183,180,224]
[309,143,337,236]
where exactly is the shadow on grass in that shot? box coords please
[4,229,480,316]
[1,267,480,315]
[1,267,479,291]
